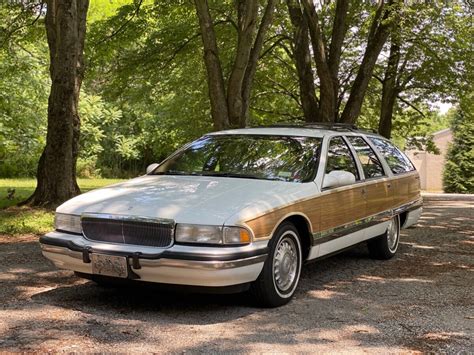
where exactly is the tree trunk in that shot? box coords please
[302,0,335,122]
[227,0,258,127]
[286,0,319,122]
[195,0,275,129]
[287,0,347,122]
[240,0,276,127]
[194,0,229,130]
[328,0,349,116]
[26,0,89,208]
[378,32,401,139]
[340,0,393,124]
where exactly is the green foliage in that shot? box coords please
[0,0,471,180]
[360,1,469,148]
[443,94,474,194]
[0,12,49,177]
[78,93,123,177]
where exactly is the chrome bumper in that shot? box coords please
[402,206,423,229]
[40,232,268,287]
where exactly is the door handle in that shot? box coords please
[361,188,367,195]
[387,183,392,188]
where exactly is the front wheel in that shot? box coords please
[367,215,400,260]
[250,222,302,307]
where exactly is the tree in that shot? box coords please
[285,0,394,123]
[443,89,473,194]
[376,2,470,138]
[194,0,276,130]
[1,0,469,181]
[26,0,89,207]
[0,1,49,177]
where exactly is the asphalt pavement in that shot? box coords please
[0,198,472,353]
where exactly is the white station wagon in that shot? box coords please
[40,124,422,307]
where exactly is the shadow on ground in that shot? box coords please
[0,199,472,352]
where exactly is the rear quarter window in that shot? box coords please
[346,136,385,179]
[369,137,415,175]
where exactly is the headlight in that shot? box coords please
[54,213,82,234]
[175,224,251,245]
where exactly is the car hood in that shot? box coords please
[57,175,318,225]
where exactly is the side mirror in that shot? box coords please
[146,163,159,174]
[323,170,356,189]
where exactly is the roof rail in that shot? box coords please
[358,128,379,134]
[256,122,359,131]
[304,122,358,130]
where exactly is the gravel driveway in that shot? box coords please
[0,198,472,353]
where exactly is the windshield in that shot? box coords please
[152,135,322,182]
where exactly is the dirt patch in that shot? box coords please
[0,199,472,353]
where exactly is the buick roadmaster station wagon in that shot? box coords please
[40,124,422,307]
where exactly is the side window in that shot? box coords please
[325,137,360,180]
[346,136,385,179]
[369,137,415,174]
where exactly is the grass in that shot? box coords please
[0,178,125,236]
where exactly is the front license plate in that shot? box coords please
[91,254,128,278]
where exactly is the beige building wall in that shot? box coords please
[405,129,452,192]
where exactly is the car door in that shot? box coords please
[345,136,393,238]
[316,136,367,256]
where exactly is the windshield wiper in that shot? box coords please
[154,170,279,181]
[153,170,200,176]
[200,172,263,180]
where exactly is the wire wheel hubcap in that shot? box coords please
[273,236,298,292]
[387,217,399,252]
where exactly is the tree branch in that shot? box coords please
[328,0,349,82]
[340,0,394,123]
[0,1,45,48]
[93,0,143,46]
[259,35,291,59]
[250,106,303,120]
[397,94,425,117]
[159,32,202,70]
[261,74,301,105]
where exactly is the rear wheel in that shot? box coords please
[367,215,400,260]
[250,222,302,307]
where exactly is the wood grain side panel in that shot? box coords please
[393,173,421,207]
[246,186,367,239]
[393,177,408,207]
[245,173,421,240]
[319,187,366,232]
[365,180,392,216]
[245,197,321,240]
[408,174,421,200]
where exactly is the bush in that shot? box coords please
[442,95,474,194]
[76,157,102,178]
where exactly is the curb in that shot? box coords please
[421,193,474,202]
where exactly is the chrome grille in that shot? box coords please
[81,214,174,248]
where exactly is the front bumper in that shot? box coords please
[40,232,268,287]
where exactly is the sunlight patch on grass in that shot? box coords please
[0,178,125,209]
[0,207,54,236]
[0,178,126,235]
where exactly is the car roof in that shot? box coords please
[207,125,384,139]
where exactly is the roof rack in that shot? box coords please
[255,122,359,132]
